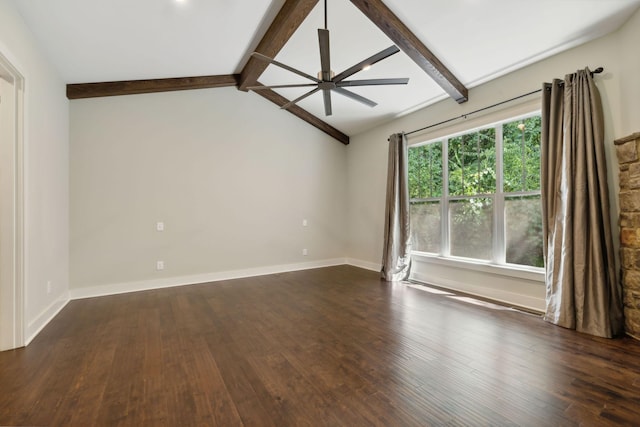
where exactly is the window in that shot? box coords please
[408,114,543,268]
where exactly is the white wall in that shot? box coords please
[346,7,640,311]
[69,87,347,295]
[0,0,70,343]
[618,7,640,139]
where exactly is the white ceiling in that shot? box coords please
[11,0,640,135]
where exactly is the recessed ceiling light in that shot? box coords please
[362,65,372,71]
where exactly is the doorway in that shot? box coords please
[0,51,24,351]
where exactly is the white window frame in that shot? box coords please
[409,111,544,277]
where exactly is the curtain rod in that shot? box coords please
[404,67,604,137]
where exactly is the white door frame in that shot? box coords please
[0,50,25,351]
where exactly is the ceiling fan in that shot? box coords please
[248,0,409,116]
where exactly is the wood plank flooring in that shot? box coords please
[2,265,640,426]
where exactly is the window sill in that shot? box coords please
[411,251,545,283]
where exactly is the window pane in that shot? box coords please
[430,142,443,197]
[408,145,426,199]
[505,195,543,267]
[449,129,496,196]
[409,142,443,199]
[448,136,464,196]
[449,198,493,260]
[410,201,441,253]
[503,116,541,192]
[478,128,497,194]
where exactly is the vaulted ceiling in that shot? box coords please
[11,0,640,143]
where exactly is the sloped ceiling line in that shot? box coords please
[252,83,350,144]
[348,0,468,103]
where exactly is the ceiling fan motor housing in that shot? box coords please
[317,70,336,81]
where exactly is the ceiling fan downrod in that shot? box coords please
[324,0,328,31]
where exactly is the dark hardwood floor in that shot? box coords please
[1,265,640,426]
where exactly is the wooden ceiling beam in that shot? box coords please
[238,0,319,92]
[67,74,240,99]
[349,0,468,103]
[252,83,349,145]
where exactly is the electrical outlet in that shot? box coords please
[46,281,52,294]
[156,221,164,232]
[302,248,308,256]
[302,219,308,227]
[156,261,165,270]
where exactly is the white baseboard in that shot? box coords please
[25,294,70,346]
[68,258,348,300]
[345,258,381,272]
[24,259,543,347]
[410,270,545,312]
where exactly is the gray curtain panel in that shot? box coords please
[541,67,624,338]
[381,133,412,281]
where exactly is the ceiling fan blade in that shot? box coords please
[247,83,318,90]
[333,45,401,83]
[251,52,321,83]
[318,29,331,81]
[281,87,321,110]
[322,89,332,116]
[337,78,409,87]
[333,87,378,108]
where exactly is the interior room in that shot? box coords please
[2,0,640,424]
